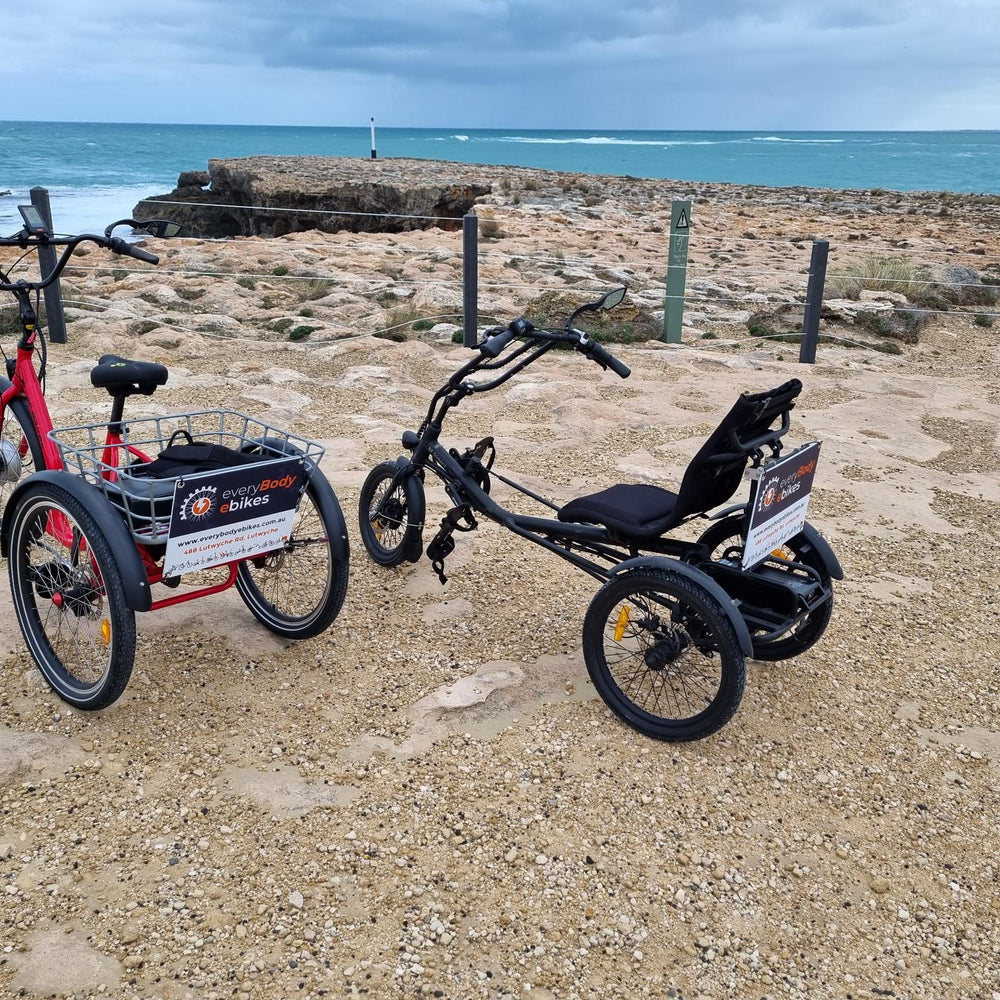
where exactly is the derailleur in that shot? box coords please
[427,503,479,584]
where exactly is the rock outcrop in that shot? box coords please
[134,156,492,238]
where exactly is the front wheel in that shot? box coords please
[358,461,425,567]
[697,514,834,661]
[235,471,349,639]
[7,481,136,709]
[582,568,746,742]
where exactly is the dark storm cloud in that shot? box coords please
[5,0,999,127]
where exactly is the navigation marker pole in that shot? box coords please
[370,118,377,159]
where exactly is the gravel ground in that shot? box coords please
[2,188,1000,999]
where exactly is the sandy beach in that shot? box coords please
[1,163,999,999]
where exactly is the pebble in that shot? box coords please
[289,890,304,909]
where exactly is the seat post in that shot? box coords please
[108,394,126,437]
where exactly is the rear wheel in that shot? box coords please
[697,514,833,661]
[7,482,135,709]
[236,472,349,638]
[0,397,44,527]
[583,568,746,742]
[358,461,425,566]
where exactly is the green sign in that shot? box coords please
[662,200,691,344]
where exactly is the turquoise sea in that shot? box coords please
[1,121,998,235]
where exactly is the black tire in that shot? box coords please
[697,514,834,661]
[583,568,746,742]
[358,461,425,567]
[7,481,136,709]
[0,396,45,528]
[235,472,349,639]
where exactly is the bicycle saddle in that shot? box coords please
[91,354,169,396]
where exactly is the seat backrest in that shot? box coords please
[672,378,802,521]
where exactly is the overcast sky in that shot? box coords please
[5,0,998,130]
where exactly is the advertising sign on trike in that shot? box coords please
[163,457,305,577]
[742,441,821,569]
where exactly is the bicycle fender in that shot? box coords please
[1,470,153,612]
[798,521,843,581]
[304,467,350,565]
[606,556,754,656]
[248,437,349,563]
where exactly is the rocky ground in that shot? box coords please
[1,167,999,999]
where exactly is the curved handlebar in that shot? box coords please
[0,231,159,293]
[490,316,630,380]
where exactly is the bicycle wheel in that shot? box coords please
[235,472,349,639]
[582,568,746,742]
[358,461,424,567]
[7,481,135,709]
[697,514,834,662]
[0,395,44,526]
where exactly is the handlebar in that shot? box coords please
[481,317,630,379]
[0,230,159,293]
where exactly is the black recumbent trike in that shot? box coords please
[359,288,842,741]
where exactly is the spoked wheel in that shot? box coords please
[236,472,349,638]
[0,397,44,527]
[7,481,135,709]
[697,514,834,661]
[358,461,425,567]
[583,568,746,742]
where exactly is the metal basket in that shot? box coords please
[49,409,325,544]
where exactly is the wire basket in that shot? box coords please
[49,409,325,544]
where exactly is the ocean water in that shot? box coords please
[1,121,998,235]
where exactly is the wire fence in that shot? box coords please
[5,192,997,359]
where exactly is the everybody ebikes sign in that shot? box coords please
[742,442,821,570]
[162,457,305,577]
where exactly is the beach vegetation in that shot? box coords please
[855,306,926,343]
[829,255,915,299]
[411,319,434,331]
[237,275,256,290]
[480,219,502,239]
[291,277,335,303]
[270,318,294,333]
[288,325,316,341]
[524,178,540,192]
[974,313,995,328]
[111,268,129,283]
[298,307,315,318]
[271,265,290,276]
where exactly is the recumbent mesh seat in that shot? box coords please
[558,379,803,542]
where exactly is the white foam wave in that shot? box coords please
[750,136,846,144]
[453,134,470,141]
[493,135,724,147]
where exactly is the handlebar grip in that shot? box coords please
[587,341,631,379]
[108,236,159,265]
[126,244,159,265]
[481,327,514,358]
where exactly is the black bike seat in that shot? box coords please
[91,354,169,396]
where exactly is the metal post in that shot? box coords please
[462,214,478,348]
[370,118,377,159]
[30,186,67,344]
[799,240,829,364]
[662,200,691,343]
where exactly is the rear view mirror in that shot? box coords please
[599,287,627,311]
[138,219,183,238]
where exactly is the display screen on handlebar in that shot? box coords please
[18,204,51,236]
